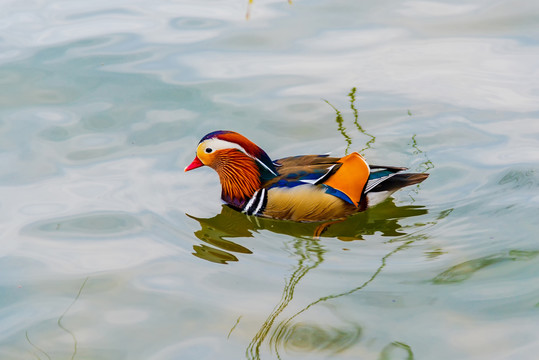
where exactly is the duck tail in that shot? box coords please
[369,172,429,193]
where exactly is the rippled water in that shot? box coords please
[1,0,539,359]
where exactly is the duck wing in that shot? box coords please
[267,153,370,206]
[268,154,343,188]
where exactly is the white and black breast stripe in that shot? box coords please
[242,188,268,216]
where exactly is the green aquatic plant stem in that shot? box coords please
[57,277,89,360]
[25,331,52,360]
[24,277,88,360]
[348,87,375,153]
[324,99,352,155]
[246,238,325,360]
[379,341,415,360]
[270,239,414,358]
[409,134,434,172]
[326,87,376,155]
[228,316,242,339]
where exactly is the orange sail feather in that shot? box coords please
[322,152,369,206]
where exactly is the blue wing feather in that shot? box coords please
[322,185,355,205]
[368,169,395,179]
[365,166,405,193]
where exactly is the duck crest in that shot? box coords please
[215,149,262,209]
[206,130,277,180]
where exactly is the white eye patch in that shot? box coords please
[198,138,278,176]
[198,138,248,155]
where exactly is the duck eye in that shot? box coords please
[205,147,213,153]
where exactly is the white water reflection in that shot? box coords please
[184,34,539,111]
[398,2,480,17]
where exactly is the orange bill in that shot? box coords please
[185,156,204,171]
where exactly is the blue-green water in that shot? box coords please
[1,0,539,359]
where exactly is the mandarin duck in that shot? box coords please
[185,130,428,222]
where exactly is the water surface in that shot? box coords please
[1,0,539,359]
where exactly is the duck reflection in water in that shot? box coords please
[187,200,429,359]
[187,199,428,264]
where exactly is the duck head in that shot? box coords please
[185,130,277,209]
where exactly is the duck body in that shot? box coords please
[185,130,428,222]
